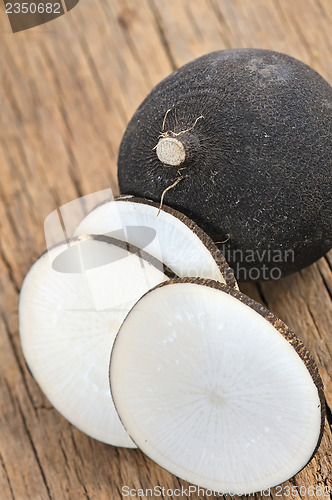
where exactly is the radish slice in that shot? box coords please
[75,196,237,288]
[110,278,325,493]
[19,236,172,447]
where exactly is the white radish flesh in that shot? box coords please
[19,236,170,447]
[110,279,324,493]
[75,197,237,288]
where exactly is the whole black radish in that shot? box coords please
[118,48,332,281]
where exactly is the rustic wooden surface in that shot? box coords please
[0,0,331,499]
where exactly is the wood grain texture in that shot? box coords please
[0,0,331,498]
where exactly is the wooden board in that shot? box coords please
[0,0,331,498]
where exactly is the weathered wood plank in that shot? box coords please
[0,0,331,498]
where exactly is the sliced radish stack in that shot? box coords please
[110,278,325,494]
[19,194,236,446]
[75,196,237,288]
[19,235,173,447]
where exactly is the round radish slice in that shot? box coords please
[19,236,173,447]
[110,278,325,493]
[75,196,237,288]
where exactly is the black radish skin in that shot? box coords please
[118,49,332,281]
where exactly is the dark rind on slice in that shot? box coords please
[114,195,238,289]
[93,233,177,280]
[32,234,177,280]
[110,276,325,471]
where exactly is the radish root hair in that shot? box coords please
[153,110,204,150]
[157,172,188,216]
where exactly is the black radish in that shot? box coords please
[118,48,332,281]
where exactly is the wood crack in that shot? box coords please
[79,34,111,112]
[35,405,53,411]
[147,0,177,71]
[113,95,130,129]
[63,142,85,199]
[185,3,203,42]
[325,401,332,430]
[0,311,37,415]
[325,255,332,273]
[118,0,154,90]
[2,71,24,124]
[1,202,23,250]
[69,427,86,467]
[208,0,233,48]
[273,0,290,27]
[317,264,332,301]
[255,282,269,308]
[113,446,130,488]
[37,43,85,201]
[0,243,20,294]
[82,485,91,500]
[306,304,323,342]
[0,452,15,500]
[14,140,44,224]
[16,400,52,499]
[116,485,123,499]
[175,477,190,500]
[288,475,303,500]
[276,0,314,58]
